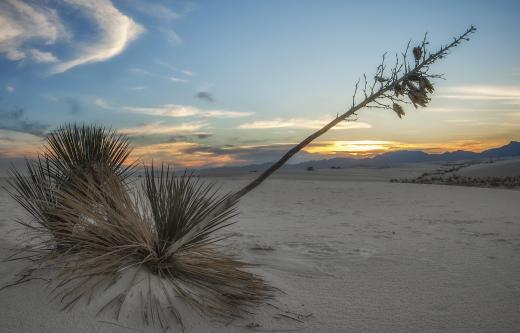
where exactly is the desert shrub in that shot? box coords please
[42,165,272,327]
[7,124,135,250]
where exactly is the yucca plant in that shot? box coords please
[45,123,135,184]
[7,124,135,251]
[41,165,272,329]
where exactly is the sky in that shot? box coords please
[1,0,519,168]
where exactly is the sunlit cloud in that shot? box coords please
[303,139,509,157]
[0,0,66,62]
[131,142,242,168]
[119,122,207,136]
[123,104,254,118]
[238,118,371,130]
[52,0,144,73]
[202,110,254,118]
[128,139,511,168]
[124,105,199,117]
[94,98,114,110]
[0,0,144,73]
[0,129,44,158]
[440,85,520,104]
[305,140,395,156]
[424,107,476,113]
[28,49,58,63]
[169,76,187,83]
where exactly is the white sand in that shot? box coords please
[453,159,520,178]
[1,167,519,332]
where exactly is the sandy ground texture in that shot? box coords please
[0,165,519,332]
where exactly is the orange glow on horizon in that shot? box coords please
[0,135,514,169]
[303,139,509,159]
[130,142,245,168]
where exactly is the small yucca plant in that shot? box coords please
[8,124,135,251]
[45,123,135,183]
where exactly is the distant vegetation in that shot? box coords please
[390,162,520,188]
[391,175,520,189]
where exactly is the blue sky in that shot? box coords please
[1,0,519,168]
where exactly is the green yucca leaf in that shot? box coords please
[45,123,135,183]
[143,164,238,252]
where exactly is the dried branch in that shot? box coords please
[234,25,476,199]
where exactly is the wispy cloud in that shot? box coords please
[123,104,254,118]
[169,76,187,83]
[94,98,114,110]
[238,118,371,130]
[424,107,476,113]
[124,105,199,117]
[158,28,183,45]
[128,68,153,76]
[124,1,190,46]
[119,121,207,136]
[0,107,48,136]
[130,63,192,82]
[156,60,193,78]
[0,0,143,73]
[126,1,179,21]
[52,0,144,73]
[129,86,146,91]
[0,0,66,62]
[28,48,58,63]
[440,85,520,104]
[131,142,240,168]
[6,85,14,93]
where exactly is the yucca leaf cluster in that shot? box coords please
[7,124,272,329]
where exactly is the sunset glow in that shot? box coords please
[0,1,519,168]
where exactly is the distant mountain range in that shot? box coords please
[205,141,520,173]
[2,141,519,176]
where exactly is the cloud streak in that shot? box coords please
[440,85,520,104]
[52,0,144,73]
[131,142,240,168]
[123,104,254,118]
[238,118,371,130]
[0,107,48,136]
[119,122,207,136]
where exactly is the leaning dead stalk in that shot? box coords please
[234,25,476,199]
[169,26,476,252]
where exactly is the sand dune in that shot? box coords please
[453,159,520,178]
[1,171,519,332]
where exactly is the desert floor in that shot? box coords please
[1,164,519,332]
